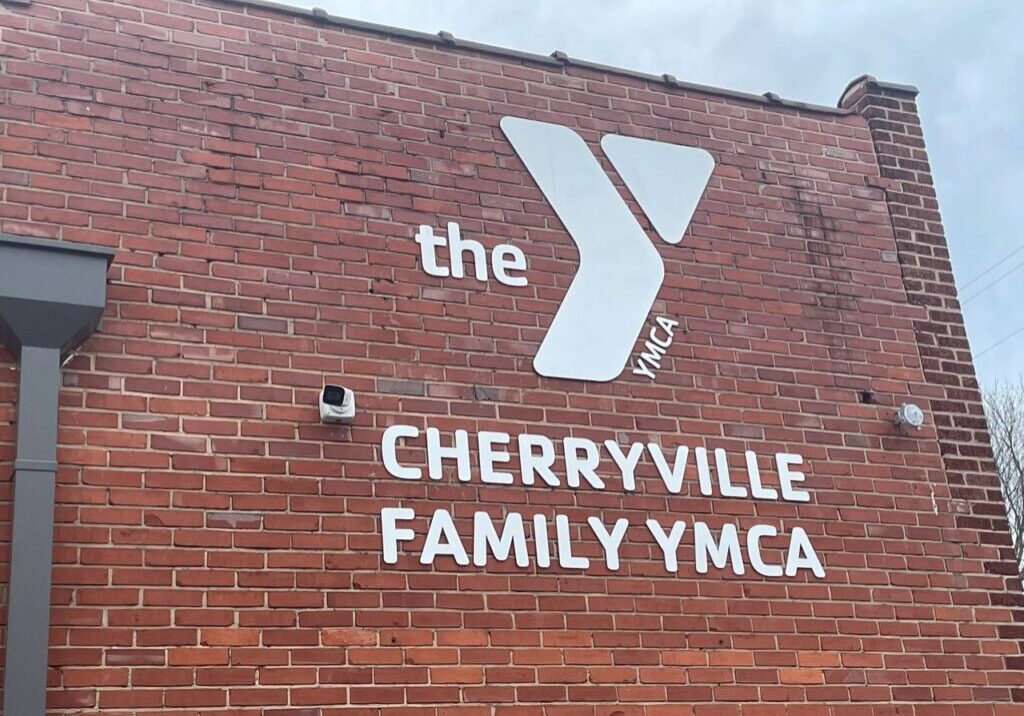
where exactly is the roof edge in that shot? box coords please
[212,0,857,117]
[3,0,922,117]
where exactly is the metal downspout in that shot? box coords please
[0,235,114,716]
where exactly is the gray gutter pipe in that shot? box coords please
[0,234,114,716]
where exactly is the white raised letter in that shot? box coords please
[492,244,528,287]
[650,325,672,349]
[564,437,605,490]
[776,453,810,502]
[381,507,416,564]
[556,515,589,569]
[656,316,679,335]
[715,448,747,499]
[632,358,657,379]
[587,517,630,571]
[637,340,667,370]
[646,519,687,572]
[382,424,422,480]
[473,511,529,567]
[604,441,644,491]
[647,443,689,494]
[747,524,783,577]
[694,447,714,496]
[746,450,777,500]
[446,222,488,281]
[479,431,513,485]
[519,433,559,487]
[426,427,471,482]
[421,508,469,566]
[785,527,825,578]
[534,514,552,569]
[414,225,449,278]
[694,522,745,575]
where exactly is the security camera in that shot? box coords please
[895,402,924,431]
[320,385,355,424]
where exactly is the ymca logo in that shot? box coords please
[413,118,715,383]
[500,117,715,382]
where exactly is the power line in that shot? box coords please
[961,243,1024,290]
[961,256,1024,305]
[975,324,1024,360]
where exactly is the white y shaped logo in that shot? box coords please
[500,117,715,382]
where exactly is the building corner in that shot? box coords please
[840,75,1024,683]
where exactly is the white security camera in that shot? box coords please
[320,385,355,424]
[895,402,924,431]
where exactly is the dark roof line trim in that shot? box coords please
[213,0,861,116]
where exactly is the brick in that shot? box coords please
[0,5,1018,716]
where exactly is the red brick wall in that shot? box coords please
[0,1,1021,714]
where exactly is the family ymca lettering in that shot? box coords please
[375,424,825,578]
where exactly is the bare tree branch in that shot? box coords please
[984,377,1024,574]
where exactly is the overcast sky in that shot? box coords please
[297,0,1023,387]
